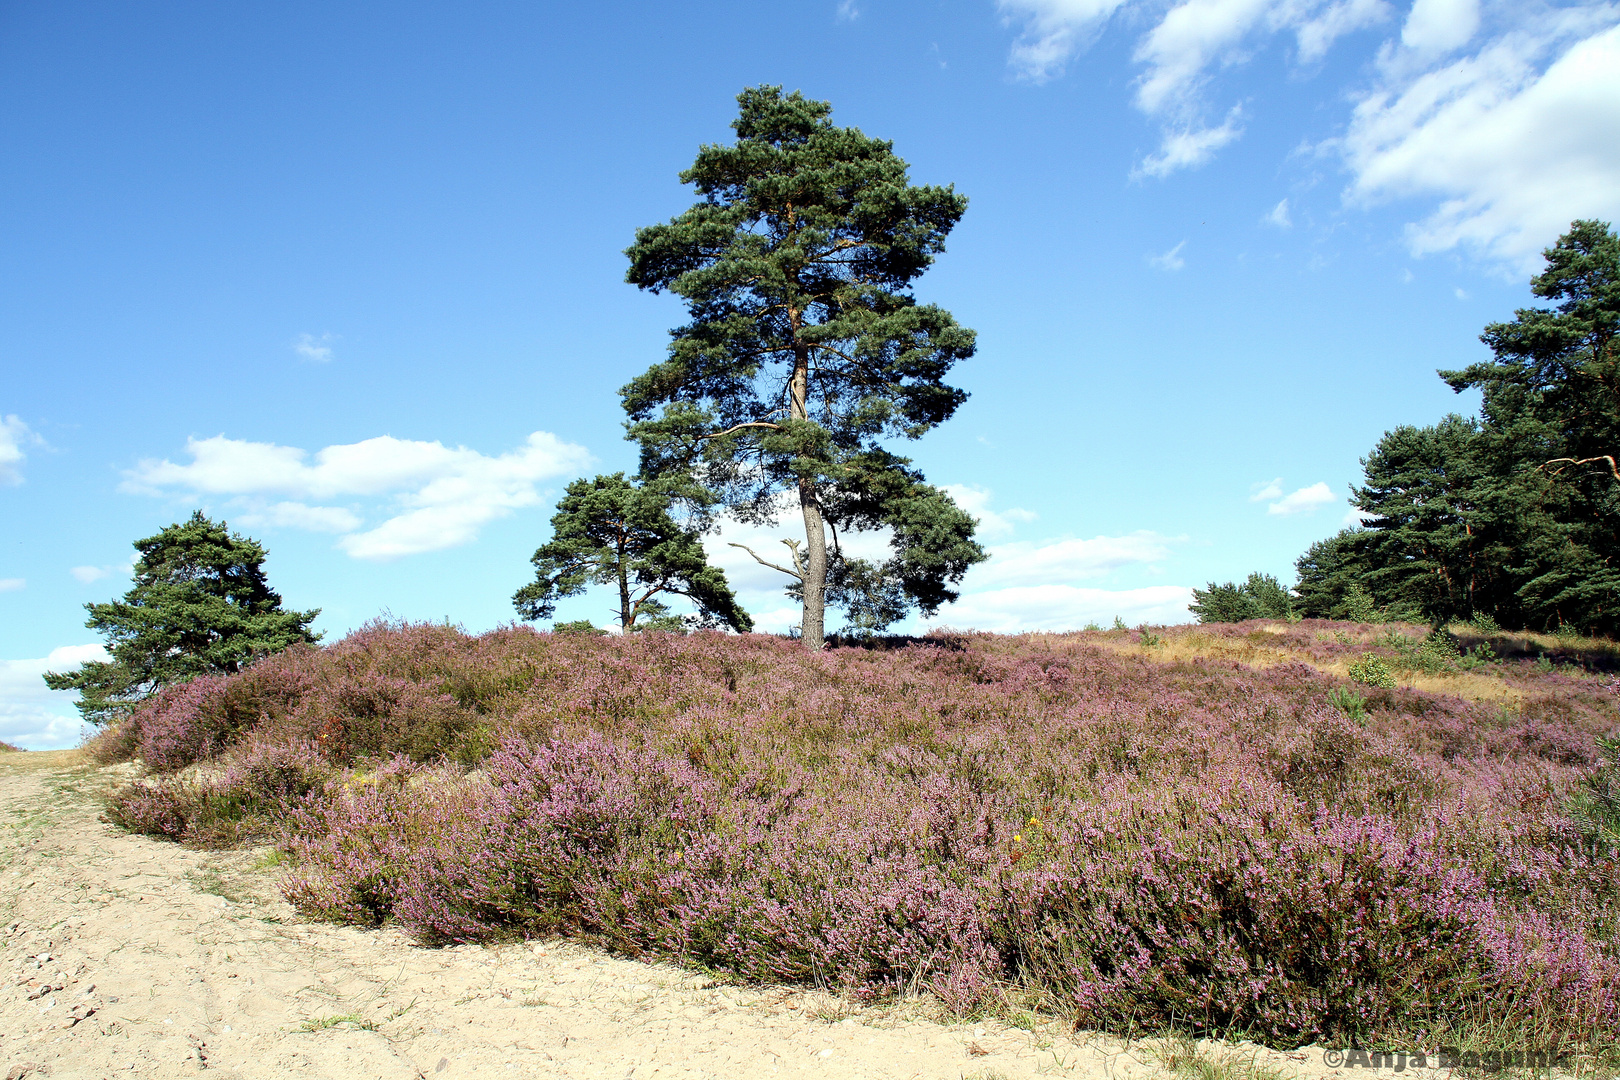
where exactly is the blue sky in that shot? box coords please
[4,0,1617,746]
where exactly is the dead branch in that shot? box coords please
[1542,455,1620,481]
[727,541,802,580]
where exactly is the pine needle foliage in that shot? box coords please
[621,86,984,646]
[44,512,319,725]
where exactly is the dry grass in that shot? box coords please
[0,748,86,772]
[1082,623,1616,706]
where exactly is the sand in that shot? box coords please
[0,751,1346,1080]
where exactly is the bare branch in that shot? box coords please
[700,421,784,441]
[781,537,806,582]
[728,542,802,580]
[1542,455,1620,481]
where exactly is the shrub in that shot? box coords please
[1342,584,1380,623]
[1346,653,1397,689]
[96,621,1620,1048]
[1569,734,1620,852]
[1325,686,1367,723]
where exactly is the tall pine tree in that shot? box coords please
[621,87,985,646]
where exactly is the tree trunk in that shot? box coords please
[798,479,827,648]
[789,340,826,649]
[617,530,634,632]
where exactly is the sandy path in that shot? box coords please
[0,753,1323,1080]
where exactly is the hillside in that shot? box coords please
[78,620,1620,1058]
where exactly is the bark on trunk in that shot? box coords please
[798,478,827,648]
[617,531,634,632]
[789,340,826,649]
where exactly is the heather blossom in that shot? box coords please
[97,619,1620,1047]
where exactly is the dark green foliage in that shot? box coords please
[1569,734,1620,852]
[1188,572,1294,623]
[1326,687,1368,723]
[621,86,985,646]
[513,473,751,634]
[43,513,319,725]
[1298,220,1620,634]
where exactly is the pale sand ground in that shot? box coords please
[0,751,1373,1080]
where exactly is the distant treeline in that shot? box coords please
[1198,220,1619,634]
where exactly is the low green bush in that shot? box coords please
[1347,654,1397,689]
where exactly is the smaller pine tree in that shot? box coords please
[44,512,320,724]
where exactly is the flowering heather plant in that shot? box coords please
[99,621,1620,1047]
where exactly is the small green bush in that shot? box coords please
[1347,653,1397,689]
[1326,687,1368,723]
[1568,735,1620,852]
[1342,584,1381,623]
[554,620,607,636]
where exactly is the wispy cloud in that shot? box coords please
[925,584,1195,632]
[940,484,1038,539]
[1266,481,1337,515]
[1149,240,1188,270]
[0,415,40,485]
[1339,14,1620,270]
[999,0,1618,266]
[0,578,24,593]
[123,431,592,560]
[1000,0,1134,82]
[1249,477,1285,501]
[1136,108,1245,177]
[69,566,108,584]
[0,644,108,750]
[1263,198,1293,228]
[294,332,336,363]
[971,531,1181,589]
[837,0,860,20]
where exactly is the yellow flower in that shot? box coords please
[1013,833,1023,843]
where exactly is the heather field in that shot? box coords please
[94,620,1620,1053]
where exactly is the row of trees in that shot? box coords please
[1197,220,1619,634]
[49,87,990,722]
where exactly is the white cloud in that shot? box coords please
[1455,286,1470,300]
[1266,480,1337,515]
[1340,15,1620,269]
[1297,0,1392,61]
[1149,240,1188,270]
[0,644,108,750]
[124,431,592,560]
[837,0,860,20]
[0,415,39,485]
[1001,0,1616,266]
[0,578,24,593]
[294,333,335,363]
[970,531,1179,589]
[940,484,1038,539]
[1249,476,1284,500]
[236,501,364,534]
[1344,506,1377,527]
[69,566,108,584]
[1401,0,1479,53]
[925,584,1196,632]
[1263,198,1293,227]
[1000,0,1134,81]
[1136,109,1246,177]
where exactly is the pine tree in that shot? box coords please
[621,86,985,646]
[513,473,751,633]
[44,512,320,724]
